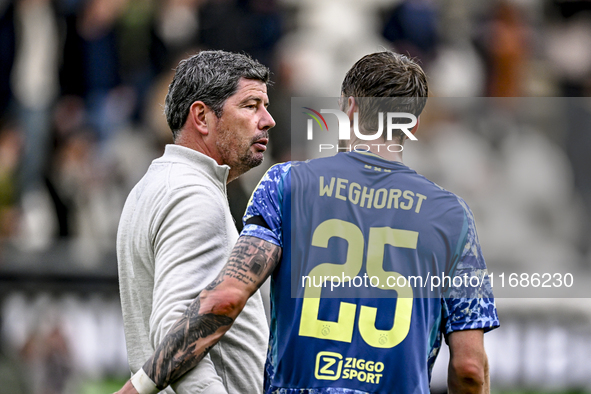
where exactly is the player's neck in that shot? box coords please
[346,136,405,163]
[367,147,404,163]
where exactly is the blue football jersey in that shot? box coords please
[241,151,499,394]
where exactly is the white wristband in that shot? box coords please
[130,368,159,394]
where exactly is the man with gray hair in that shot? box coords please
[117,50,275,394]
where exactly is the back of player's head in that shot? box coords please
[340,51,428,138]
[165,50,270,140]
[341,51,428,109]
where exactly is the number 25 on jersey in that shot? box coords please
[299,219,418,349]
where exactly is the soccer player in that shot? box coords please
[117,51,499,394]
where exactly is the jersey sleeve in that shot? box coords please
[443,197,500,335]
[240,163,291,247]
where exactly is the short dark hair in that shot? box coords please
[165,50,271,140]
[340,51,428,139]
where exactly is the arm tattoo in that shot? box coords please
[143,298,233,389]
[207,236,282,291]
[143,236,281,389]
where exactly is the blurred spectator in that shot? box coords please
[0,0,16,118]
[21,325,72,394]
[199,0,283,67]
[545,0,591,96]
[0,120,21,238]
[60,0,127,141]
[382,0,439,67]
[475,1,531,97]
[44,95,86,238]
[117,0,166,124]
[154,0,200,58]
[11,0,60,193]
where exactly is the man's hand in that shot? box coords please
[114,380,139,394]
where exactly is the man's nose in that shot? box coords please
[260,107,276,130]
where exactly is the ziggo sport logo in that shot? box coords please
[314,351,385,385]
[302,107,417,153]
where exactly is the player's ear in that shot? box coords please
[401,116,420,142]
[345,97,357,125]
[188,101,210,136]
[410,116,420,136]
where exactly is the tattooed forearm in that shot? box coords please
[143,298,233,389]
[142,236,282,390]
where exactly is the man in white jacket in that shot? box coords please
[117,50,275,394]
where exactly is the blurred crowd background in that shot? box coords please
[1,0,591,393]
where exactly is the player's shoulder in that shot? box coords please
[251,162,292,201]
[412,172,474,217]
[264,162,292,177]
[259,162,292,188]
